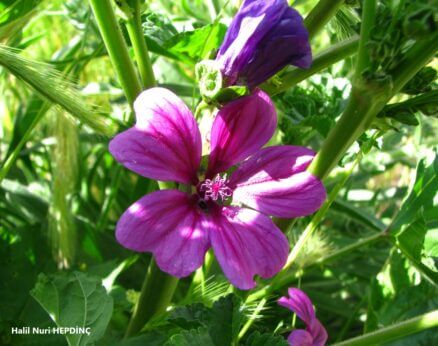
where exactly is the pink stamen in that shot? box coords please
[200,174,232,202]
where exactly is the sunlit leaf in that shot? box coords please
[31,271,113,346]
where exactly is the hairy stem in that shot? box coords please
[262,36,359,95]
[125,0,156,89]
[333,310,438,346]
[238,298,267,341]
[308,89,382,179]
[89,0,142,106]
[125,259,179,337]
[304,0,345,40]
[391,33,438,94]
[305,230,388,269]
[354,0,377,80]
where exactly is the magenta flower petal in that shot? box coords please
[216,0,310,87]
[216,0,287,85]
[208,206,289,290]
[279,288,316,326]
[230,146,326,218]
[207,89,277,177]
[109,88,201,184]
[238,6,312,88]
[115,190,210,277]
[278,288,328,346]
[310,320,329,346]
[287,329,314,346]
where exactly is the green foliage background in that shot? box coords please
[0,0,437,345]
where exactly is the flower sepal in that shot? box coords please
[195,60,249,104]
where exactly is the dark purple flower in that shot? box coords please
[278,288,328,346]
[216,0,311,88]
[109,88,325,290]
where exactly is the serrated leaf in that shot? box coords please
[208,295,244,346]
[31,271,113,346]
[366,251,438,333]
[245,331,289,346]
[165,327,215,346]
[166,23,227,64]
[168,303,210,330]
[396,216,438,283]
[390,152,438,233]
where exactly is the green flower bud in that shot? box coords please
[196,60,249,105]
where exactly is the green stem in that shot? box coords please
[304,0,345,40]
[391,33,438,94]
[238,298,267,340]
[305,231,387,269]
[125,259,179,337]
[354,0,377,80]
[89,0,142,106]
[262,36,359,95]
[308,34,438,180]
[125,0,156,89]
[96,164,123,232]
[308,89,381,179]
[333,310,438,346]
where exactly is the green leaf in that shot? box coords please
[0,179,49,222]
[366,251,438,333]
[391,152,438,234]
[165,327,215,346]
[166,23,227,64]
[168,303,210,330]
[167,295,244,346]
[424,228,438,258]
[245,331,289,346]
[31,271,113,346]
[140,12,179,60]
[396,216,438,284]
[208,295,243,346]
[0,224,52,323]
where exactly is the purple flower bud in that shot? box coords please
[216,0,312,88]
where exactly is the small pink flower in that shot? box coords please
[278,288,328,346]
[109,87,326,290]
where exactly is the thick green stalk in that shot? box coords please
[391,33,438,94]
[125,0,156,89]
[89,0,142,106]
[333,310,438,346]
[304,0,345,40]
[309,0,379,179]
[354,0,377,80]
[262,36,359,95]
[308,89,382,179]
[308,36,438,180]
[125,259,179,337]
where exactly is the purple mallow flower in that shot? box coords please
[278,288,328,346]
[109,87,325,290]
[216,0,311,88]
